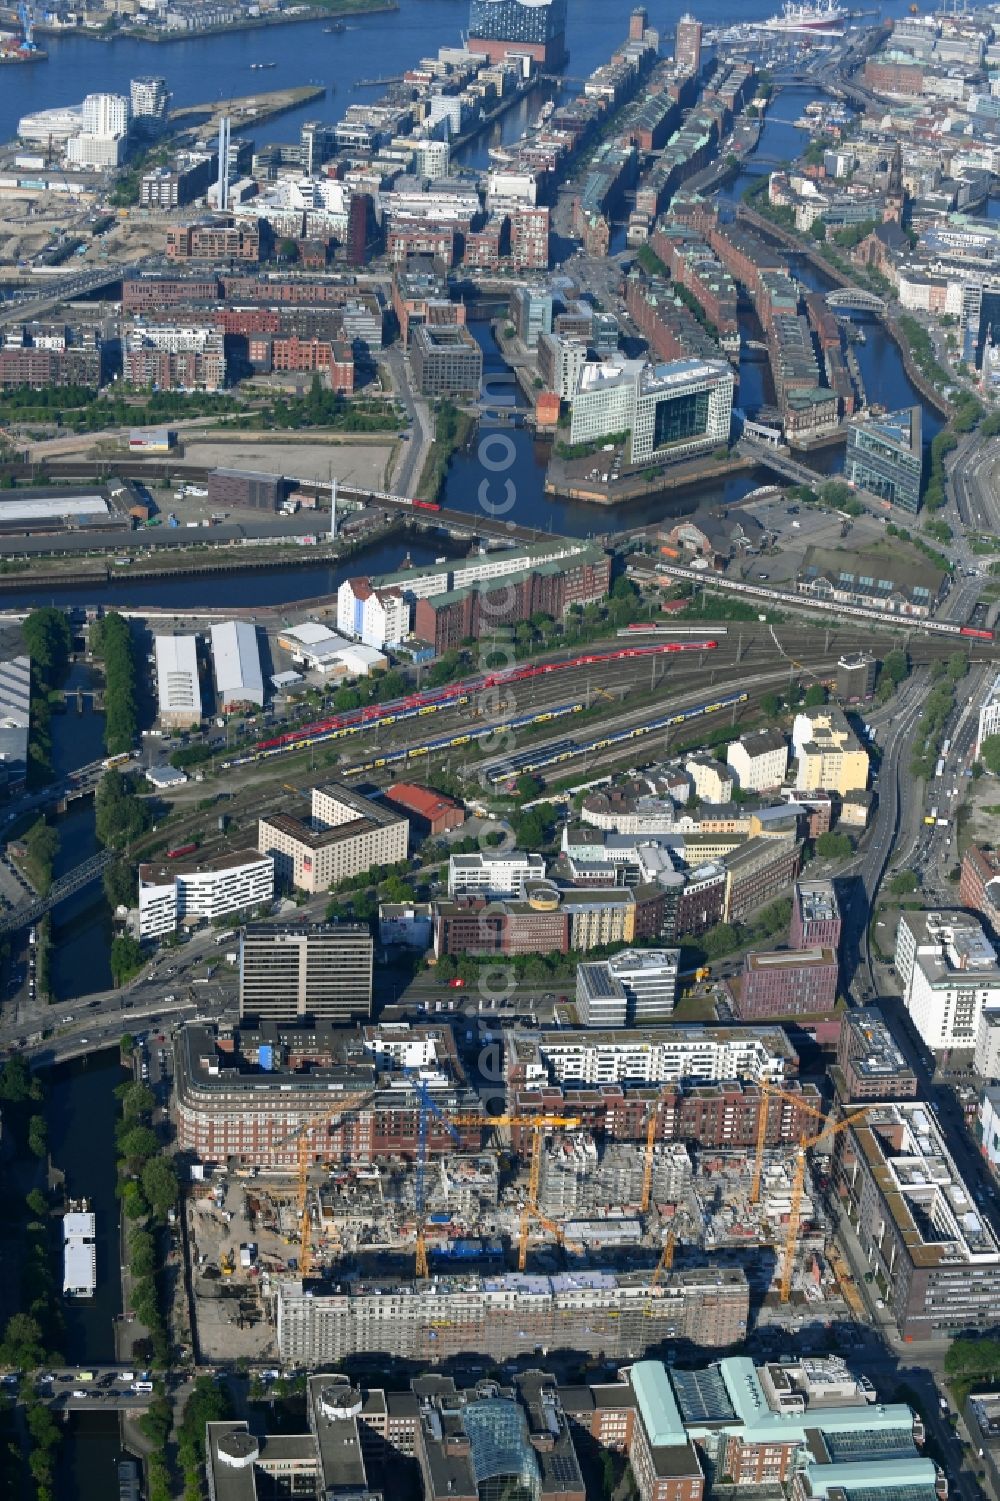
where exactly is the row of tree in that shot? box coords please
[90,611,138,756]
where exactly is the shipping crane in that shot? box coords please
[18,2,36,50]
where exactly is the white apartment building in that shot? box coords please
[154,634,201,729]
[685,757,732,804]
[259,782,409,894]
[447,851,545,899]
[895,910,1000,1053]
[975,1008,1000,1080]
[507,1026,795,1090]
[138,850,274,939]
[576,948,681,1026]
[81,92,130,136]
[336,577,410,651]
[569,357,733,466]
[66,134,127,168]
[976,671,1000,757]
[537,334,588,402]
[130,77,168,118]
[726,727,789,792]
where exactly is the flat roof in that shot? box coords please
[0,494,110,522]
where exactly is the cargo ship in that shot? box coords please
[63,1199,96,1300]
[757,0,846,31]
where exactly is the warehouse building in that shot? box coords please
[835,1100,1000,1339]
[207,468,289,512]
[137,849,274,939]
[258,782,408,893]
[275,1265,748,1366]
[0,649,31,794]
[239,922,373,1022]
[384,783,464,836]
[154,634,202,729]
[210,620,264,712]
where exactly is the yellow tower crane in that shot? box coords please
[777,1107,870,1304]
[276,1092,374,1281]
[640,1109,658,1215]
[750,1080,842,1206]
[445,1112,581,1271]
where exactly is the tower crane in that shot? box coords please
[776,1106,870,1304]
[444,1111,581,1271]
[640,1108,658,1215]
[275,1091,374,1281]
[750,1080,836,1206]
[410,1077,460,1280]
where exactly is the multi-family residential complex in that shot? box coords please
[792,706,869,796]
[137,851,274,940]
[895,909,1000,1054]
[976,672,1000,758]
[335,577,409,651]
[238,923,373,1022]
[725,727,789,791]
[174,1021,483,1168]
[506,1025,800,1090]
[836,1100,1000,1339]
[275,1265,748,1367]
[447,851,545,899]
[258,783,408,893]
[833,1006,919,1103]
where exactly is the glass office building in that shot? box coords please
[845,405,922,514]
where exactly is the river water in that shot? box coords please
[11,2,939,1490]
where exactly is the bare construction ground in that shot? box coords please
[179,436,396,489]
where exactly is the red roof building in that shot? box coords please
[386,783,465,836]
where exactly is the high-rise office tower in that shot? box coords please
[675,13,703,75]
[629,7,648,41]
[467,0,568,68]
[217,114,231,212]
[239,923,374,1022]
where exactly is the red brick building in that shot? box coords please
[735,947,839,1019]
[122,276,219,313]
[385,783,465,836]
[166,222,260,262]
[414,548,610,653]
[434,899,570,958]
[509,204,550,270]
[960,844,1000,936]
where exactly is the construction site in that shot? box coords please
[181,1072,865,1365]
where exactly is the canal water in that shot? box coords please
[46,1049,129,1496]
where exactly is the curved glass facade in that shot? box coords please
[463,1400,541,1501]
[468,0,567,47]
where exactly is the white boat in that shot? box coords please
[756,0,846,32]
[63,1200,96,1299]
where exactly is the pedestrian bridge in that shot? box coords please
[826,287,887,313]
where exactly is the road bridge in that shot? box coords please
[0,850,115,933]
[0,266,124,328]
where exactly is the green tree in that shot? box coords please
[515,773,543,800]
[0,1054,34,1103]
[24,817,59,897]
[890,870,919,895]
[760,692,782,719]
[118,1125,159,1170]
[27,1114,46,1159]
[22,608,71,685]
[141,1156,178,1223]
[104,859,137,910]
[111,934,146,987]
[816,831,852,858]
[96,770,151,850]
[119,1081,156,1123]
[803,683,827,708]
[883,650,908,686]
[981,735,1000,776]
[0,1312,46,1369]
[25,1188,48,1219]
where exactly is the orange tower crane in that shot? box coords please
[778,1108,868,1303]
[276,1092,374,1280]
